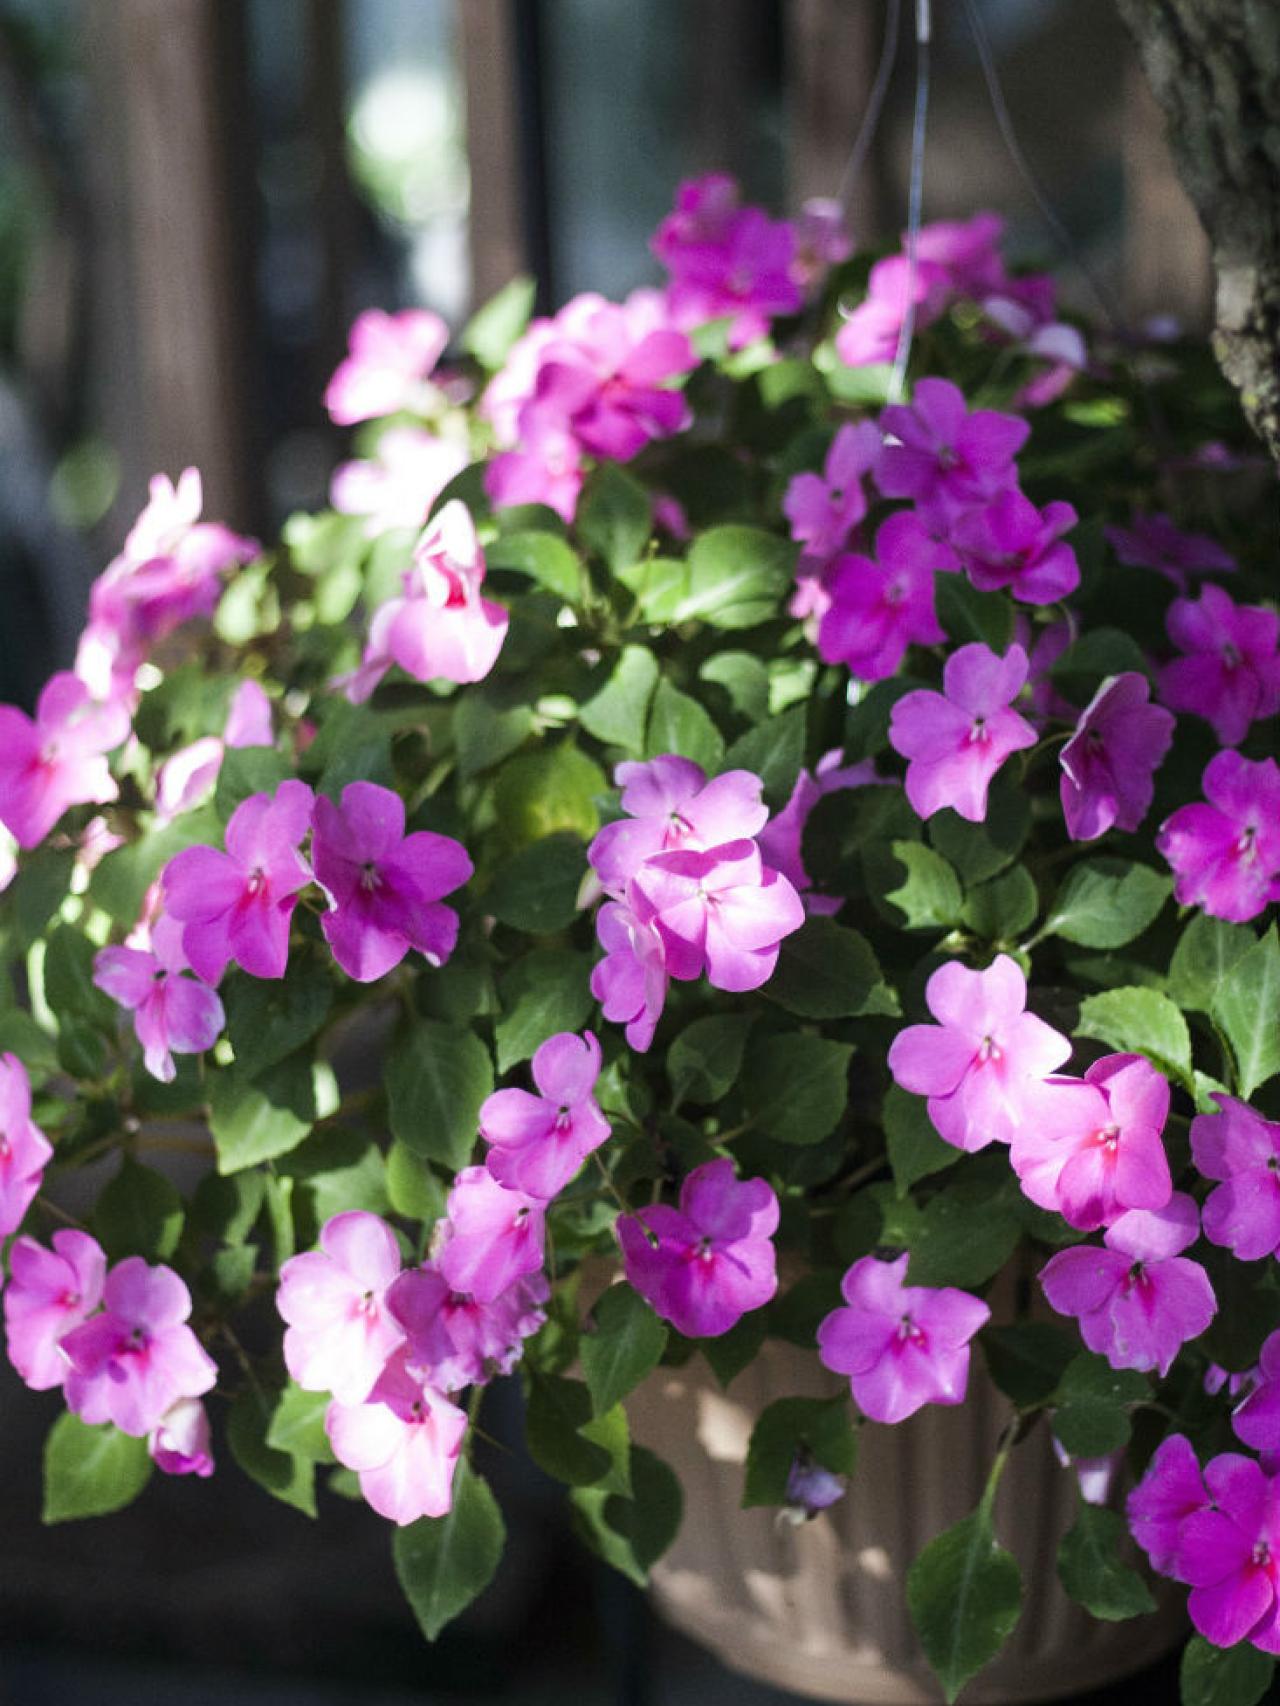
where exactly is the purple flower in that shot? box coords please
[950,490,1080,606]
[588,756,768,899]
[149,1398,215,1478]
[1059,672,1176,841]
[437,1166,546,1306]
[386,1264,548,1393]
[480,1031,610,1200]
[887,954,1071,1153]
[3,1229,106,1390]
[817,1253,990,1424]
[782,421,882,559]
[888,642,1037,823]
[161,778,315,983]
[312,780,472,983]
[1157,750,1280,923]
[1039,1192,1216,1376]
[61,1257,218,1438]
[590,899,669,1054]
[1179,1454,1280,1652]
[277,1211,406,1405]
[326,1348,467,1524]
[0,1054,53,1236]
[876,378,1028,509]
[1107,513,1236,590]
[816,513,952,682]
[617,1157,778,1338]
[785,1457,847,1517]
[1127,1434,1209,1577]
[0,673,131,849]
[652,175,802,348]
[93,914,225,1083]
[1010,1054,1173,1231]
[757,751,886,915]
[836,255,952,367]
[324,308,449,425]
[1160,585,1280,747]
[1192,1095,1280,1261]
[1232,1332,1280,1454]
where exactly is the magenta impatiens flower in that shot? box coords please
[4,1229,106,1390]
[616,1157,778,1338]
[0,673,131,849]
[324,307,449,425]
[782,421,882,559]
[876,378,1028,510]
[149,1398,215,1478]
[1039,1192,1216,1376]
[888,642,1037,823]
[588,755,768,898]
[1127,1433,1209,1577]
[479,1030,610,1199]
[1058,672,1176,841]
[311,780,472,983]
[437,1166,546,1305]
[887,955,1071,1152]
[93,914,225,1083]
[1107,512,1236,590]
[816,512,952,682]
[326,1348,468,1524]
[1231,1332,1280,1454]
[1157,750,1280,923]
[950,489,1080,606]
[276,1211,405,1404]
[817,1252,990,1424]
[836,254,952,367]
[1178,1454,1280,1652]
[1191,1094,1280,1261]
[0,1053,53,1236]
[1160,584,1280,747]
[161,778,314,983]
[387,1264,548,1393]
[590,899,669,1054]
[1010,1053,1173,1231]
[60,1257,218,1437]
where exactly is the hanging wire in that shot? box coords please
[836,0,903,215]
[888,0,932,402]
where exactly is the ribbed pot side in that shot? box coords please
[627,1336,1186,1705]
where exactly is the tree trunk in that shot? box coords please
[1116,1,1280,462]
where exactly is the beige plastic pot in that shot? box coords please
[625,1333,1184,1704]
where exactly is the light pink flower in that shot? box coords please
[887,955,1071,1152]
[590,898,669,1053]
[326,1348,467,1524]
[480,1031,610,1200]
[817,512,952,682]
[3,1229,106,1390]
[153,682,274,826]
[437,1167,546,1305]
[276,1211,405,1405]
[149,1397,215,1478]
[588,756,768,898]
[331,425,470,537]
[93,914,225,1082]
[0,673,131,849]
[1160,584,1280,747]
[1191,1094,1280,1262]
[889,642,1037,823]
[325,308,449,425]
[782,421,882,559]
[1157,750,1280,923]
[386,1264,548,1393]
[1059,672,1176,841]
[0,1054,53,1236]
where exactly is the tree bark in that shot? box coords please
[1116,1,1280,461]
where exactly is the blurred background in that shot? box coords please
[0,2,1207,1701]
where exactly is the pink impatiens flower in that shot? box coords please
[1157,750,1280,923]
[1178,1454,1280,1652]
[154,681,274,826]
[816,513,952,682]
[782,421,882,559]
[888,642,1037,823]
[875,378,1029,510]
[311,780,472,983]
[1039,1192,1216,1377]
[1058,672,1176,842]
[0,673,131,849]
[1160,584,1280,747]
[60,1257,218,1437]
[4,1229,106,1389]
[949,489,1080,606]
[816,1252,990,1424]
[161,778,315,983]
[324,307,449,425]
[437,1166,546,1305]
[93,914,225,1083]
[326,1348,468,1525]
[0,1053,53,1236]
[387,1264,548,1393]
[836,254,952,368]
[276,1211,405,1404]
[479,1030,610,1200]
[331,425,469,538]
[887,954,1071,1152]
[149,1398,215,1478]
[1010,1053,1173,1231]
[588,756,768,899]
[1191,1095,1280,1262]
[589,898,669,1054]
[1231,1331,1280,1454]
[1107,512,1236,590]
[616,1157,778,1338]
[1127,1433,1209,1577]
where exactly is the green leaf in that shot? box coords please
[209,1052,317,1173]
[699,652,770,722]
[494,949,594,1072]
[1212,924,1280,1099]
[453,682,534,779]
[902,1183,1021,1290]
[742,1034,852,1145]
[577,463,651,572]
[1045,859,1171,949]
[927,779,1030,886]
[1168,915,1257,1013]
[883,1086,958,1197]
[578,646,659,754]
[385,1140,447,1223]
[721,704,806,805]
[89,808,219,926]
[386,1020,493,1169]
[570,1445,682,1586]
[742,1396,856,1509]
[42,1416,153,1523]
[615,555,689,623]
[1057,1503,1155,1620]
[980,1323,1078,1409]
[935,575,1014,651]
[493,745,604,846]
[267,1384,334,1463]
[486,530,584,602]
[525,1375,628,1490]
[766,919,892,1020]
[312,702,394,799]
[1075,987,1193,1087]
[393,1462,505,1641]
[645,678,725,772]
[667,1014,753,1107]
[462,273,536,369]
[227,1387,316,1516]
[95,1158,184,1262]
[223,962,333,1078]
[1180,1635,1275,1706]
[44,924,114,1027]
[1051,628,1149,695]
[581,1283,668,1416]
[701,1308,769,1388]
[487,833,587,934]
[281,1125,390,1224]
[11,847,75,948]
[1051,1353,1149,1456]
[214,747,292,822]
[671,526,793,629]
[189,1169,266,1245]
[962,865,1038,942]
[907,1509,1022,1704]
[878,842,963,931]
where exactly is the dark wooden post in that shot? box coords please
[786,0,886,235]
[459,0,529,313]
